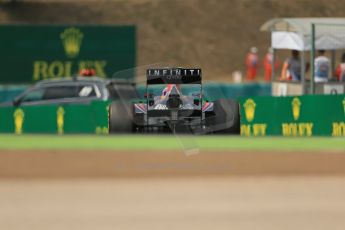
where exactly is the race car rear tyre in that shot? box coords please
[208,99,240,134]
[108,101,133,134]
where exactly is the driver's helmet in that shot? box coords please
[162,84,181,97]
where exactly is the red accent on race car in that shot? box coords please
[162,84,181,96]
[135,103,147,113]
[202,102,210,111]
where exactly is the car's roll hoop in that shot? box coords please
[146,68,201,84]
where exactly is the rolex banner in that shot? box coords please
[0,25,136,83]
[0,95,344,135]
[0,101,109,134]
[240,95,345,137]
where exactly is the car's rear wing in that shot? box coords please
[147,68,201,84]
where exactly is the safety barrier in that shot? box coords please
[239,95,345,136]
[0,85,27,103]
[1,94,343,136]
[0,101,109,134]
[137,82,271,100]
[0,83,271,103]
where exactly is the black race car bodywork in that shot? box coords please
[109,68,240,134]
[3,70,239,135]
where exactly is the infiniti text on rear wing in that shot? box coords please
[147,68,201,84]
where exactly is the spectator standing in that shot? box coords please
[280,50,302,81]
[335,52,345,82]
[263,47,279,82]
[245,47,259,81]
[314,50,330,82]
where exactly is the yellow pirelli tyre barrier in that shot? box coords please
[240,95,345,137]
[0,101,109,134]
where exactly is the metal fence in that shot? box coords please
[310,23,345,94]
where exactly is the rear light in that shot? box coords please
[79,68,96,77]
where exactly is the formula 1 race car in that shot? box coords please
[108,68,240,134]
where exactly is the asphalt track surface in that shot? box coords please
[1,150,345,178]
[1,149,345,230]
[1,177,345,230]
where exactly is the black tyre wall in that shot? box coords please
[206,99,240,134]
[108,101,133,134]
